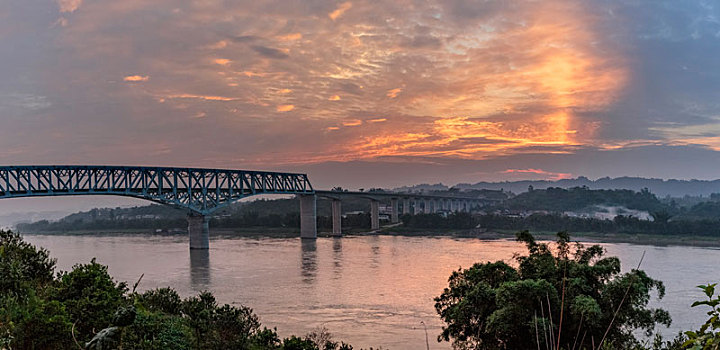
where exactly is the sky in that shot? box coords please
[2,0,720,196]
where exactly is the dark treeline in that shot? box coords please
[17,186,720,235]
[400,212,476,229]
[403,212,720,236]
[17,198,376,233]
[501,186,666,212]
[17,212,374,233]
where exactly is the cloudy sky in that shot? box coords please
[2,0,720,190]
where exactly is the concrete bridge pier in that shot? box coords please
[402,198,410,215]
[424,199,431,213]
[370,199,380,230]
[412,198,419,215]
[331,199,342,237]
[299,194,317,239]
[391,198,399,223]
[187,214,210,249]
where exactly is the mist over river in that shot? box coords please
[21,234,720,350]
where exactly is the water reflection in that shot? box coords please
[300,239,317,283]
[332,238,343,278]
[369,235,380,269]
[189,249,211,289]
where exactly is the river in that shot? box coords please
[21,234,720,349]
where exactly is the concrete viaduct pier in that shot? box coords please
[297,191,490,239]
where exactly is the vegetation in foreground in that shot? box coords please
[0,230,369,350]
[434,231,720,349]
[4,228,720,349]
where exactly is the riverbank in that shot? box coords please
[377,226,720,247]
[18,226,720,248]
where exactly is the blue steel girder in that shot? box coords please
[0,166,314,215]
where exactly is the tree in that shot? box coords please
[434,231,670,349]
[681,283,720,349]
[0,230,55,296]
[0,230,73,349]
[50,259,129,343]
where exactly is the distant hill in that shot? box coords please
[398,176,720,197]
[502,187,665,213]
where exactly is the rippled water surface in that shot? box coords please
[22,234,720,349]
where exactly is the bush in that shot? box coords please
[50,258,129,343]
[0,230,55,296]
[435,231,670,349]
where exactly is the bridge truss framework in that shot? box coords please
[0,165,314,215]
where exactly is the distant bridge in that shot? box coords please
[0,165,496,249]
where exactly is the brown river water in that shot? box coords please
[22,234,720,349]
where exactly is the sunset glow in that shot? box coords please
[2,0,718,184]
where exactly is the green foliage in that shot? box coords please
[0,230,55,295]
[504,186,666,212]
[0,291,73,350]
[681,283,720,349]
[400,212,476,229]
[122,307,193,350]
[0,229,73,350]
[281,336,319,350]
[435,231,670,349]
[137,287,182,315]
[50,258,129,343]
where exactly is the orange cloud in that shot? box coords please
[277,104,295,112]
[242,71,265,77]
[368,118,386,123]
[123,75,149,82]
[57,0,82,13]
[162,93,237,101]
[277,89,292,94]
[503,168,572,180]
[386,88,402,98]
[342,119,362,126]
[277,33,303,41]
[213,58,231,65]
[329,2,352,21]
[329,95,341,101]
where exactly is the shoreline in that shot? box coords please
[18,227,720,248]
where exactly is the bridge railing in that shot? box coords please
[0,166,314,214]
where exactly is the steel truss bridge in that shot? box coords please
[0,165,494,249]
[0,165,314,215]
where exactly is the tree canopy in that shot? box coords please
[434,231,671,349]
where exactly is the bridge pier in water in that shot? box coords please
[370,199,380,230]
[299,194,317,239]
[331,199,342,237]
[187,214,210,249]
[391,198,399,223]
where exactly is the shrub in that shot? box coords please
[435,231,670,349]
